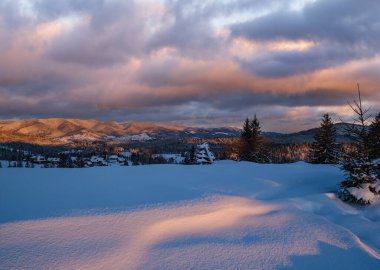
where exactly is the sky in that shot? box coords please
[0,0,379,132]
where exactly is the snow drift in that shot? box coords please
[0,162,379,269]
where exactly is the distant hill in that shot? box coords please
[0,118,240,145]
[0,118,355,145]
[264,123,353,144]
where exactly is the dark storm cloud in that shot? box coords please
[232,0,380,77]
[241,43,373,77]
[116,87,377,111]
[210,89,358,110]
[232,0,380,45]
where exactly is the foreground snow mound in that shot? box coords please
[0,162,379,269]
[339,183,380,205]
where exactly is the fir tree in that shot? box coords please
[239,118,252,161]
[250,116,261,140]
[339,84,380,204]
[76,155,85,168]
[241,118,252,140]
[190,145,196,163]
[131,153,140,166]
[250,115,264,162]
[368,112,380,159]
[239,116,264,162]
[195,143,215,164]
[58,155,67,168]
[310,114,338,164]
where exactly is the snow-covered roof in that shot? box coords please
[151,154,185,163]
[120,152,131,157]
[90,156,105,162]
[47,158,60,162]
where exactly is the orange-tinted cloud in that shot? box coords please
[0,0,379,131]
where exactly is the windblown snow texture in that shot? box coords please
[0,161,379,269]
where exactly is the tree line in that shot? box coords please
[238,85,380,205]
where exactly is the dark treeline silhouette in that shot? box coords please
[1,85,379,204]
[239,116,268,163]
[238,84,379,205]
[309,113,339,164]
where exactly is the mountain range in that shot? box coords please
[0,118,352,145]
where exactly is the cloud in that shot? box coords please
[146,0,224,58]
[42,1,147,67]
[232,0,380,45]
[0,0,379,131]
[231,0,380,77]
[240,42,373,77]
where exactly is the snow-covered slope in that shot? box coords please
[0,162,379,269]
[0,118,241,144]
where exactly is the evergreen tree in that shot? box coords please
[195,143,215,164]
[368,112,380,159]
[339,84,380,204]
[250,115,264,162]
[67,157,74,168]
[239,118,252,161]
[58,154,74,168]
[310,114,338,164]
[76,155,85,168]
[241,118,252,140]
[239,116,264,162]
[250,116,261,140]
[190,145,196,163]
[131,152,140,165]
[58,155,67,168]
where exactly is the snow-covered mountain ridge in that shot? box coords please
[0,118,240,144]
[0,118,355,144]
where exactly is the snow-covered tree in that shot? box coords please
[338,84,380,204]
[195,143,215,164]
[309,114,339,164]
[368,112,380,159]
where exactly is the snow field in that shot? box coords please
[0,161,379,269]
